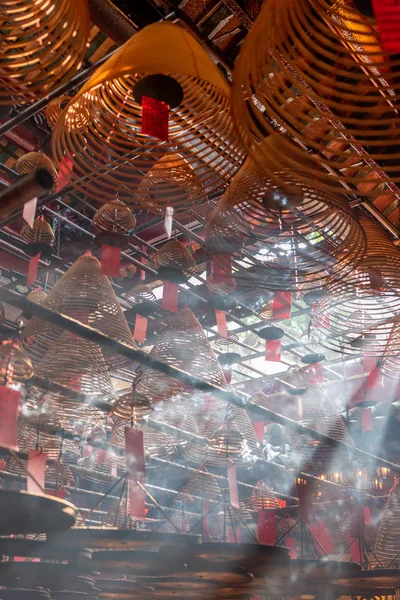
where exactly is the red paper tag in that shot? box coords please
[367,368,380,390]
[27,449,47,494]
[0,387,20,450]
[125,427,146,520]
[133,314,147,344]
[277,499,287,508]
[265,339,281,362]
[47,489,67,499]
[296,480,314,524]
[142,96,169,142]
[212,256,232,284]
[27,253,41,286]
[349,537,364,563]
[253,421,264,441]
[23,197,37,227]
[162,281,179,312]
[286,536,297,558]
[364,506,371,525]
[258,510,275,545]
[227,459,239,509]
[222,365,232,384]
[308,363,324,384]
[215,309,228,339]
[361,408,373,432]
[309,522,334,554]
[371,0,400,53]
[101,245,121,278]
[272,291,292,320]
[56,157,73,192]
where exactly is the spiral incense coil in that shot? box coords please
[15,153,59,189]
[93,199,137,236]
[374,478,400,565]
[26,289,47,305]
[180,467,221,502]
[51,21,243,204]
[112,389,152,423]
[151,240,196,279]
[36,395,107,436]
[45,96,72,129]
[34,332,116,401]
[125,285,156,306]
[231,0,400,198]
[278,514,298,533]
[0,0,90,105]
[259,303,273,321]
[246,480,281,512]
[153,398,200,444]
[20,217,55,246]
[214,333,239,349]
[136,153,208,214]
[186,422,245,468]
[21,253,136,369]
[229,502,254,525]
[0,340,34,384]
[206,144,366,292]
[312,218,400,355]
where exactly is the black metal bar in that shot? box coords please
[1,287,399,474]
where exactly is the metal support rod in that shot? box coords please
[1,288,398,474]
[0,169,53,220]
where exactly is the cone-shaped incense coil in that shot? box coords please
[374,478,400,565]
[151,240,196,278]
[26,289,47,305]
[152,397,200,444]
[0,0,90,104]
[21,253,136,368]
[52,21,243,203]
[312,218,400,355]
[45,96,71,129]
[278,514,298,533]
[36,395,107,437]
[246,480,280,511]
[291,386,355,473]
[136,153,207,214]
[0,340,34,384]
[126,285,156,305]
[20,217,55,246]
[112,388,153,423]
[15,153,59,189]
[181,466,221,502]
[231,0,400,198]
[34,332,116,401]
[93,199,136,235]
[229,501,254,525]
[206,142,366,292]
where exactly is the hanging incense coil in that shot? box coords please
[45,96,72,129]
[194,422,245,468]
[51,21,243,204]
[0,0,90,105]
[0,340,34,384]
[151,240,196,280]
[312,218,400,355]
[206,143,366,292]
[231,0,400,198]
[34,332,116,401]
[126,285,156,306]
[20,217,55,250]
[15,153,59,190]
[229,501,254,525]
[214,332,240,348]
[26,289,47,305]
[136,153,207,214]
[374,478,400,565]
[259,303,273,321]
[112,388,153,423]
[180,467,221,502]
[20,253,136,369]
[246,480,281,512]
[35,395,107,437]
[278,514,298,533]
[93,199,137,242]
[152,397,200,444]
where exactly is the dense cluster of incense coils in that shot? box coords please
[1,0,400,580]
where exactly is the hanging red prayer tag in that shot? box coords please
[277,499,287,508]
[215,309,228,339]
[257,511,275,545]
[361,408,373,432]
[142,96,169,142]
[371,0,400,53]
[364,506,371,525]
[125,427,146,521]
[27,253,41,286]
[253,421,264,441]
[222,365,232,384]
[23,197,37,227]
[227,459,239,509]
[272,291,292,320]
[265,339,281,362]
[27,448,47,494]
[56,156,73,192]
[101,245,121,278]
[309,522,334,555]
[308,362,324,384]
[133,314,148,344]
[162,281,179,312]
[0,387,20,451]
